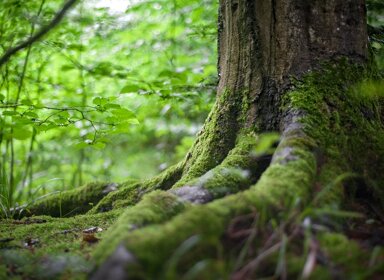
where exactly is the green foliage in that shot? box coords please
[253,132,280,156]
[367,0,384,71]
[0,0,218,212]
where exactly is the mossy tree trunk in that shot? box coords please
[12,0,384,279]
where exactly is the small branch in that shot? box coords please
[0,0,78,67]
[0,103,95,112]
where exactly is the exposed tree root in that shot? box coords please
[89,161,185,213]
[90,113,318,279]
[15,181,126,218]
[169,134,273,204]
[16,161,185,218]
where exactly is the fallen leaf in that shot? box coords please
[82,233,100,243]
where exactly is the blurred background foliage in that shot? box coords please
[0,0,218,211]
[368,0,384,69]
[0,0,383,214]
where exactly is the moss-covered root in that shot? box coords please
[170,134,272,203]
[91,132,317,278]
[18,181,125,218]
[175,88,243,187]
[89,162,184,214]
[284,61,384,206]
[92,190,188,274]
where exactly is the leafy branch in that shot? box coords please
[0,0,78,67]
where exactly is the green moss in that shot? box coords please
[286,60,384,205]
[0,264,7,279]
[176,89,244,186]
[318,232,384,278]
[171,134,259,198]
[88,182,142,214]
[319,233,359,263]
[89,162,184,213]
[251,133,317,209]
[0,210,122,251]
[103,140,318,277]
[20,182,121,218]
[0,209,122,279]
[92,190,188,264]
[115,197,246,277]
[88,102,320,278]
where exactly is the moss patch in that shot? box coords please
[93,190,188,265]
[172,134,265,198]
[89,162,184,213]
[318,232,384,278]
[285,60,384,206]
[18,182,122,218]
[0,209,122,279]
[175,88,244,186]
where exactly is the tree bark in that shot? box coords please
[216,0,368,130]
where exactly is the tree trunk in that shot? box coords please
[9,0,384,279]
[217,0,367,130]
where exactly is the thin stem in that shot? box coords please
[21,129,36,196]
[14,0,46,104]
[8,139,14,207]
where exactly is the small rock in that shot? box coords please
[170,186,213,204]
[102,183,119,194]
[83,227,103,234]
[91,244,136,280]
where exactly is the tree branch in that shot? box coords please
[0,0,78,67]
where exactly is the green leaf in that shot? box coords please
[104,103,121,109]
[111,108,136,119]
[96,137,111,143]
[54,117,68,125]
[61,64,75,71]
[93,97,108,106]
[158,69,174,77]
[58,111,70,118]
[23,112,38,118]
[21,99,33,106]
[92,142,106,150]
[74,142,89,150]
[3,111,18,116]
[106,116,118,123]
[120,84,141,94]
[34,123,56,132]
[111,123,130,134]
[125,118,140,125]
[67,44,85,51]
[12,127,32,140]
[0,94,5,102]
